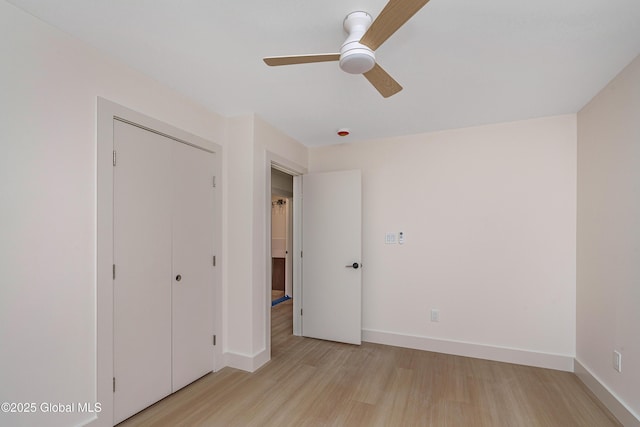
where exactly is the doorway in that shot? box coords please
[268,167,363,348]
[270,166,296,359]
[271,169,293,310]
[271,196,290,303]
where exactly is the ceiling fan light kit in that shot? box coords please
[263,0,431,98]
[339,12,376,74]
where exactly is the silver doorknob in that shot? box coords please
[345,263,360,269]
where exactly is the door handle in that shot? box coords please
[345,262,360,269]
[176,274,182,282]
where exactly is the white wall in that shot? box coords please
[309,115,577,370]
[223,115,308,371]
[272,169,294,197]
[576,55,640,423]
[0,2,308,425]
[0,3,226,426]
[224,116,255,360]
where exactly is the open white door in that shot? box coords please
[302,170,362,344]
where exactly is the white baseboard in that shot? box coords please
[362,329,574,372]
[223,348,270,373]
[574,359,640,427]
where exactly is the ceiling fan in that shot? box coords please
[263,0,431,98]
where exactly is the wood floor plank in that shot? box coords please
[117,299,621,426]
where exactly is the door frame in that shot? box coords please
[96,98,223,426]
[265,152,306,358]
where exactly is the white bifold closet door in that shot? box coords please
[113,120,214,424]
[171,139,215,391]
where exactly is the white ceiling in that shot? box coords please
[8,0,640,146]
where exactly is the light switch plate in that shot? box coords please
[613,350,622,372]
[385,232,396,244]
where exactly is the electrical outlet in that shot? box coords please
[613,350,622,373]
[430,309,439,322]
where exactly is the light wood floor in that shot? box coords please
[271,290,285,301]
[118,300,620,426]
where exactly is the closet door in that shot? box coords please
[113,121,173,424]
[171,141,215,390]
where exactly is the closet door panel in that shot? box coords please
[113,121,173,424]
[171,142,215,390]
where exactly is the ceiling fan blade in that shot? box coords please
[363,63,403,98]
[263,54,340,66]
[360,0,430,51]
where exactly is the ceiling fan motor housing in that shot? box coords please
[339,11,375,74]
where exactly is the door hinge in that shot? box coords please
[113,150,116,166]
[213,335,217,346]
[212,176,216,188]
[301,251,303,258]
[112,264,116,280]
[300,309,303,316]
[113,377,116,393]
[213,255,216,267]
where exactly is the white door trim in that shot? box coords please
[96,98,222,427]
